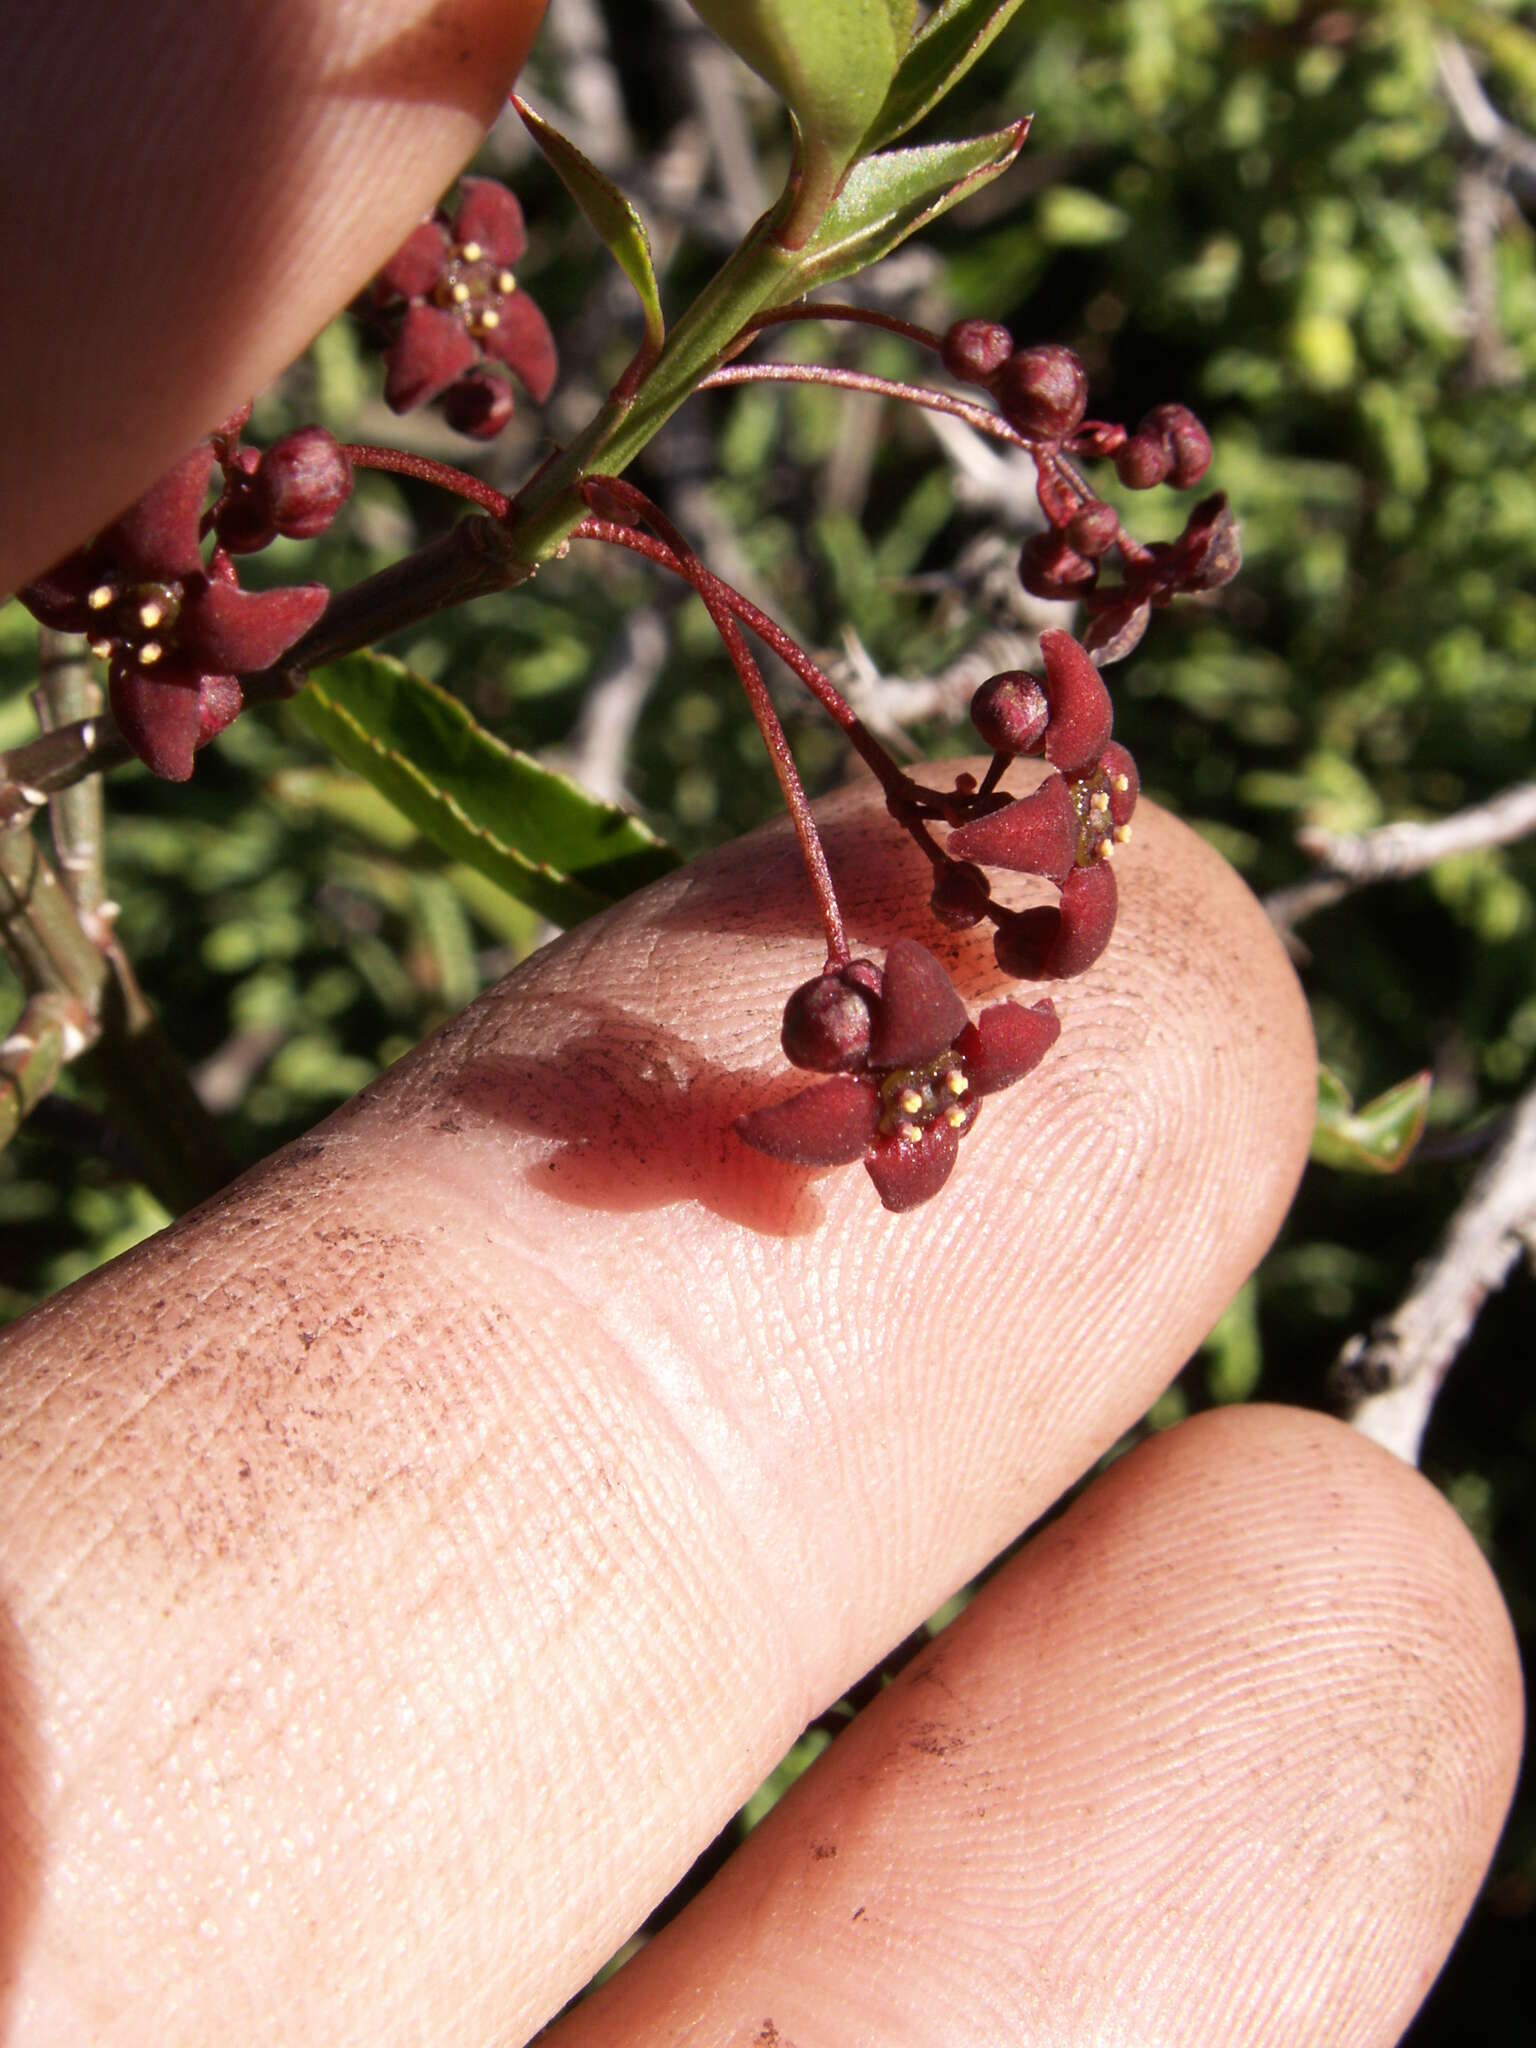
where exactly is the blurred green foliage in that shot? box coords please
[3,0,1534,2030]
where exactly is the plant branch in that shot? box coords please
[1337,1079,1536,1465]
[739,300,945,354]
[343,444,511,517]
[1265,782,1536,936]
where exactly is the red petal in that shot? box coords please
[1039,630,1113,776]
[452,178,528,266]
[1081,599,1151,666]
[868,939,968,1068]
[104,446,215,579]
[955,998,1060,1095]
[378,220,450,299]
[180,579,328,672]
[948,772,1076,881]
[864,1121,960,1211]
[383,303,478,412]
[18,549,103,631]
[734,1075,878,1166]
[482,288,558,404]
[196,675,243,745]
[109,661,202,781]
[996,861,1119,980]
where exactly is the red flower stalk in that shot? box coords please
[19,436,338,780]
[365,178,557,439]
[736,938,1061,1211]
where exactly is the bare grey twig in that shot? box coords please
[1265,781,1536,935]
[1339,1081,1536,1465]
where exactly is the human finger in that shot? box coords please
[0,773,1315,2044]
[0,0,547,592]
[543,1404,1523,2048]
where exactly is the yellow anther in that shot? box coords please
[1089,790,1110,813]
[944,1070,968,1096]
[1097,838,1113,859]
[496,270,516,294]
[1112,773,1130,793]
[89,638,112,660]
[479,307,500,329]
[898,1088,924,1116]
[1114,823,1132,844]
[137,600,164,630]
[945,1105,967,1129]
[87,583,115,610]
[459,240,483,263]
[898,1121,924,1145]
[450,281,471,304]
[138,640,163,666]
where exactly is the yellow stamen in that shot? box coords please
[138,641,163,666]
[944,1070,968,1096]
[89,638,112,660]
[1114,823,1132,844]
[898,1088,924,1116]
[138,600,164,630]
[1090,790,1109,814]
[1097,839,1113,859]
[450,281,471,304]
[459,240,483,263]
[479,307,500,330]
[1112,773,1130,793]
[87,583,115,610]
[497,270,516,294]
[898,1121,924,1145]
[945,1106,967,1129]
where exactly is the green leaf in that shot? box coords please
[774,120,1030,299]
[1311,1066,1432,1175]
[687,0,917,225]
[513,96,664,357]
[863,0,1030,152]
[290,651,678,929]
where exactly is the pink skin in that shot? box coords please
[0,7,1522,2046]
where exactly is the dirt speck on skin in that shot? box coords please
[909,1720,967,1758]
[810,1840,837,1860]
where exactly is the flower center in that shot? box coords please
[875,1049,978,1144]
[433,242,518,342]
[1069,762,1132,866]
[85,576,184,667]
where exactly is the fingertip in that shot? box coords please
[1,0,547,590]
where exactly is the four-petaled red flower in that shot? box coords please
[735,938,1061,1212]
[19,442,329,781]
[367,178,558,439]
[950,630,1139,981]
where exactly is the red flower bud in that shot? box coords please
[969,670,1049,755]
[1066,500,1119,558]
[993,345,1089,441]
[1019,533,1098,601]
[940,319,1013,385]
[256,428,354,540]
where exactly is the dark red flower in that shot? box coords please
[367,177,557,439]
[736,938,1061,1211]
[19,442,328,781]
[950,631,1139,982]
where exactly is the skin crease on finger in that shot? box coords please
[542,1405,1524,2048]
[0,776,1322,2045]
[0,0,549,594]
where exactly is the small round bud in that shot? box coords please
[781,963,879,1072]
[1066,500,1119,558]
[1141,403,1212,488]
[969,670,1049,755]
[993,345,1089,441]
[1114,432,1171,490]
[929,862,992,930]
[940,319,1013,385]
[1018,533,1098,601]
[442,373,515,440]
[256,427,354,539]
